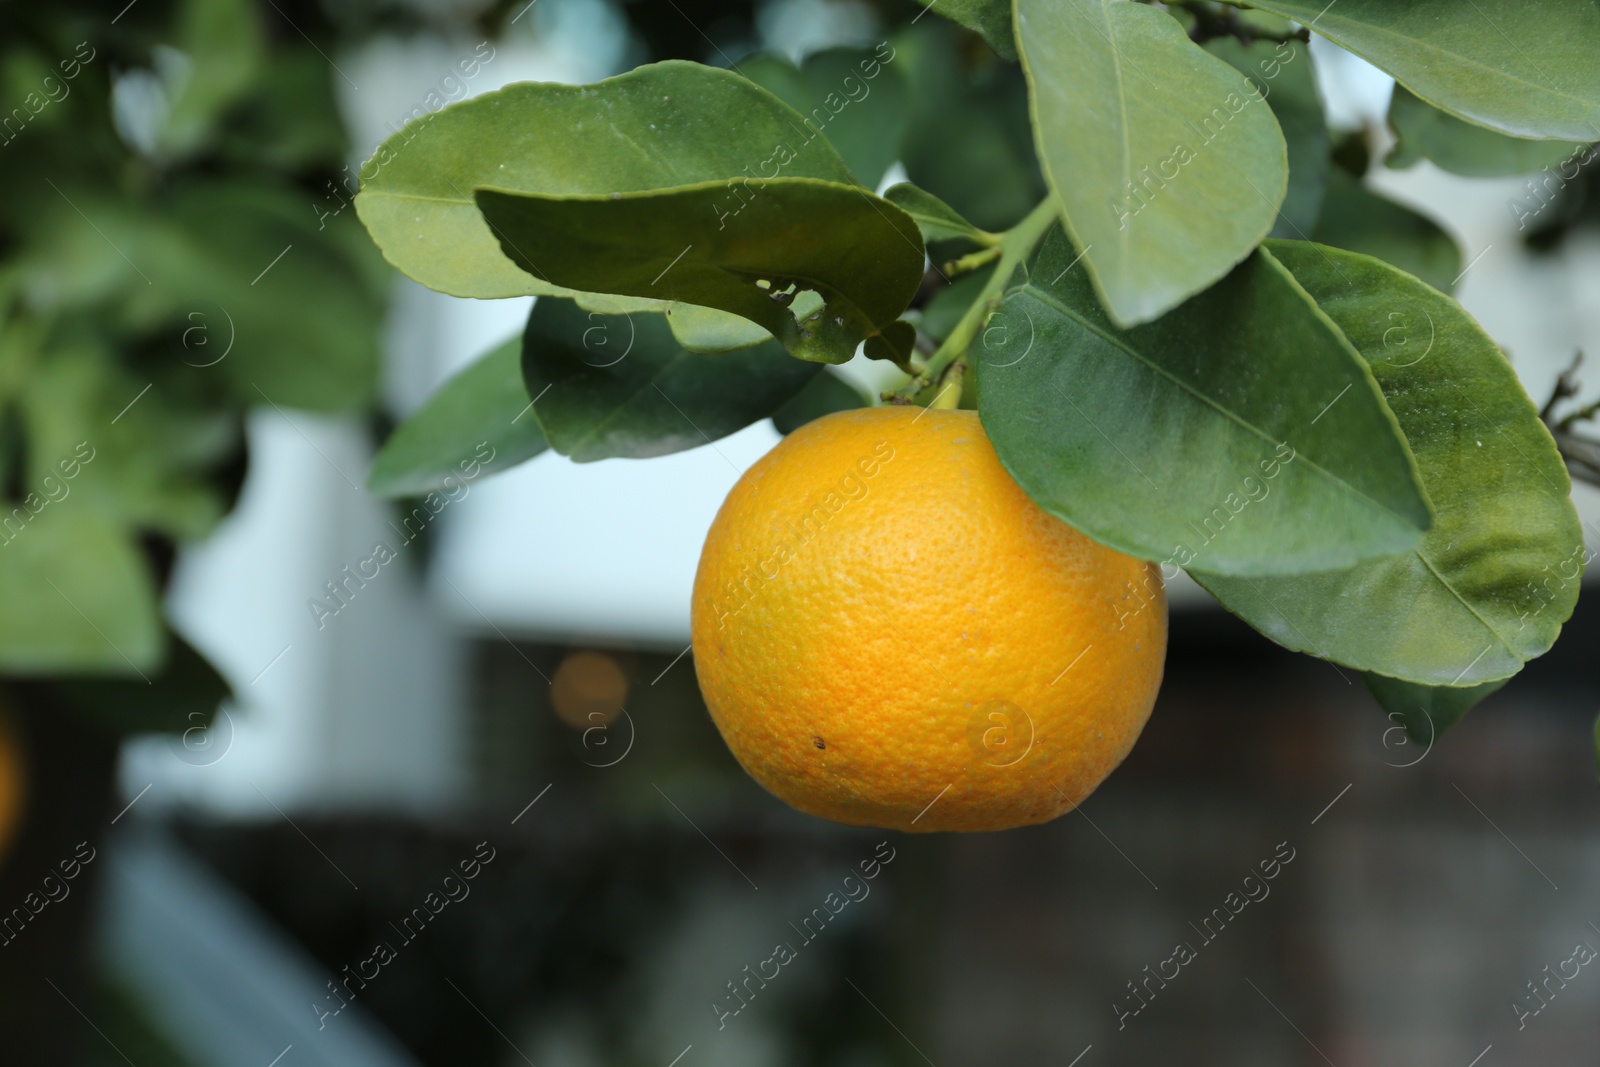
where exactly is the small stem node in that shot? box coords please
[892,197,1059,405]
[930,361,966,410]
[945,246,1002,277]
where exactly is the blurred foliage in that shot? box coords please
[83,980,197,1067]
[0,0,385,723]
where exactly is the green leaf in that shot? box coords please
[1310,169,1462,294]
[863,320,917,372]
[353,60,861,301]
[772,369,870,434]
[661,303,768,355]
[1016,0,1289,326]
[897,25,1046,233]
[522,299,820,462]
[883,183,993,245]
[175,188,382,411]
[1224,0,1600,141]
[913,0,1017,61]
[975,226,1431,576]
[160,0,265,158]
[742,46,911,189]
[1364,672,1509,748]
[21,339,233,541]
[1204,38,1329,238]
[475,178,925,365]
[368,336,548,498]
[1193,240,1585,686]
[0,509,163,675]
[52,631,232,737]
[218,49,348,172]
[662,293,824,355]
[107,182,384,411]
[1386,84,1587,178]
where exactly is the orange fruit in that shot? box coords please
[690,406,1166,832]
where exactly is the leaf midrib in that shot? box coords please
[488,206,882,341]
[1413,548,1519,663]
[1100,0,1134,294]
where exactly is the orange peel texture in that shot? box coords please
[691,407,1166,832]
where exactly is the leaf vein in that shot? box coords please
[1017,284,1416,526]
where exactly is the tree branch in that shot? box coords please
[1540,350,1600,488]
[1550,427,1600,487]
[1164,2,1311,45]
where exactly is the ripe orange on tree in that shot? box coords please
[691,407,1166,833]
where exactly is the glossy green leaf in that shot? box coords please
[1016,0,1288,326]
[661,293,824,355]
[661,304,768,355]
[1224,0,1600,141]
[1387,84,1587,178]
[913,0,1016,61]
[898,25,1045,232]
[884,183,992,245]
[368,336,548,498]
[1171,5,1301,40]
[354,60,860,301]
[743,46,911,189]
[1310,169,1462,294]
[1205,38,1328,238]
[1193,241,1585,686]
[772,369,871,434]
[0,509,163,674]
[862,319,918,372]
[976,226,1430,576]
[522,299,820,462]
[1365,672,1510,747]
[475,179,924,366]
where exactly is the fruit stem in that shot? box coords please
[930,360,965,409]
[944,245,1002,277]
[895,197,1059,403]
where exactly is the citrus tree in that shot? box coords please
[360,0,1599,821]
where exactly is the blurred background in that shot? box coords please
[1,0,1598,1064]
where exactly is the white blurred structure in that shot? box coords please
[99,829,423,1067]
